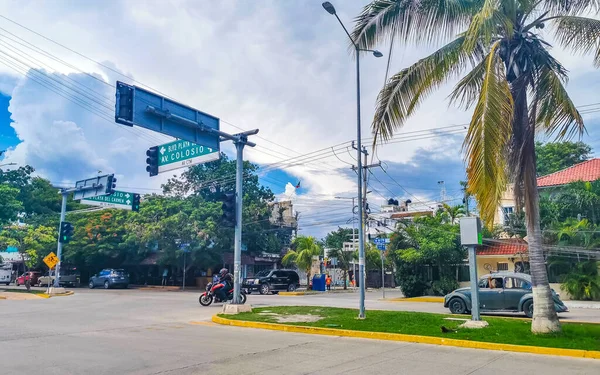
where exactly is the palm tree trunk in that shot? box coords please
[306,268,311,290]
[343,268,348,290]
[513,84,561,333]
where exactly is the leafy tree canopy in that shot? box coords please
[536,141,592,177]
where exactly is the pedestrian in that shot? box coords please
[161,268,168,286]
[326,274,332,291]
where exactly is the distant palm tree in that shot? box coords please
[282,236,322,289]
[352,0,599,333]
[442,203,465,224]
[460,180,472,215]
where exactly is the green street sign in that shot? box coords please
[82,190,138,211]
[157,140,219,173]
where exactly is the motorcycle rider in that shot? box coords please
[214,268,233,302]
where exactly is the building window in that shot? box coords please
[497,262,509,271]
[502,206,514,223]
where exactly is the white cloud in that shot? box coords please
[0,1,598,237]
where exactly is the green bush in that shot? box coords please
[561,261,600,301]
[431,277,459,296]
[397,274,428,297]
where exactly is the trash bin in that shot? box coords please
[312,274,326,291]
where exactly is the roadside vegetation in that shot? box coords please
[224,306,600,351]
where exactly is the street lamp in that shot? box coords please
[324,1,382,319]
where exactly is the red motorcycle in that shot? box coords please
[199,281,247,306]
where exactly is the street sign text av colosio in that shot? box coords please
[157,139,219,173]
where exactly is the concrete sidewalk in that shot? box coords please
[565,301,600,309]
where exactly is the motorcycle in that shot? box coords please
[199,281,247,306]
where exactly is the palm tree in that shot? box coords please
[460,180,472,215]
[352,0,600,333]
[282,236,322,290]
[442,203,466,224]
[327,247,357,289]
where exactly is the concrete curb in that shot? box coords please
[41,291,74,298]
[212,315,600,360]
[279,291,320,296]
[565,301,600,310]
[386,297,444,303]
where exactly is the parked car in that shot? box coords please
[88,269,129,289]
[38,269,81,287]
[0,263,12,285]
[444,272,568,318]
[15,271,41,286]
[243,269,300,294]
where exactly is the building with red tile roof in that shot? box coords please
[537,158,600,188]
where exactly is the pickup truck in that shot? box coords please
[38,271,80,287]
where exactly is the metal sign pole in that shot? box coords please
[183,251,186,291]
[381,251,385,299]
[468,244,480,321]
[232,140,244,304]
[54,192,67,288]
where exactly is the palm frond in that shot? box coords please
[351,0,478,50]
[372,35,482,143]
[464,42,514,228]
[464,0,512,52]
[554,16,600,67]
[449,55,487,109]
[542,0,600,15]
[534,67,585,139]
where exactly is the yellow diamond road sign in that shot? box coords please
[43,252,58,269]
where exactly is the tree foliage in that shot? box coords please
[536,141,591,176]
[282,236,321,288]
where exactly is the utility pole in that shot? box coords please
[352,144,380,315]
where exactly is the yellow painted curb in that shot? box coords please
[279,291,320,296]
[37,293,51,299]
[0,296,5,300]
[41,291,74,298]
[212,315,600,360]
[387,296,444,303]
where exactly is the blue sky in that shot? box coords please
[0,94,16,156]
[0,0,599,239]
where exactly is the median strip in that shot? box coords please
[386,296,444,303]
[212,306,600,360]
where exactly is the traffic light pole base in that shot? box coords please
[221,304,253,315]
[47,287,66,295]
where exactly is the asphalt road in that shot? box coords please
[1,288,599,374]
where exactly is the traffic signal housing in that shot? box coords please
[59,222,74,243]
[220,193,236,227]
[132,193,141,212]
[146,146,159,177]
[105,174,117,195]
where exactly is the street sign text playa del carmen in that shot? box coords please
[158,139,219,173]
[82,191,137,210]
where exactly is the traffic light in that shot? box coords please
[220,193,236,227]
[105,174,117,195]
[146,146,159,177]
[59,222,74,243]
[132,193,141,212]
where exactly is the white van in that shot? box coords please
[0,263,12,285]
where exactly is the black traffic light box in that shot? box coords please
[105,174,117,195]
[220,193,236,227]
[146,146,159,177]
[132,193,141,212]
[59,222,74,243]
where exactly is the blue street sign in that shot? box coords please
[377,244,386,251]
[114,81,220,151]
[373,238,390,245]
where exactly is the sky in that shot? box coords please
[0,0,599,239]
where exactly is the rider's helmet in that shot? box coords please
[219,268,228,277]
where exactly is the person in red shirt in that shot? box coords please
[326,274,332,291]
